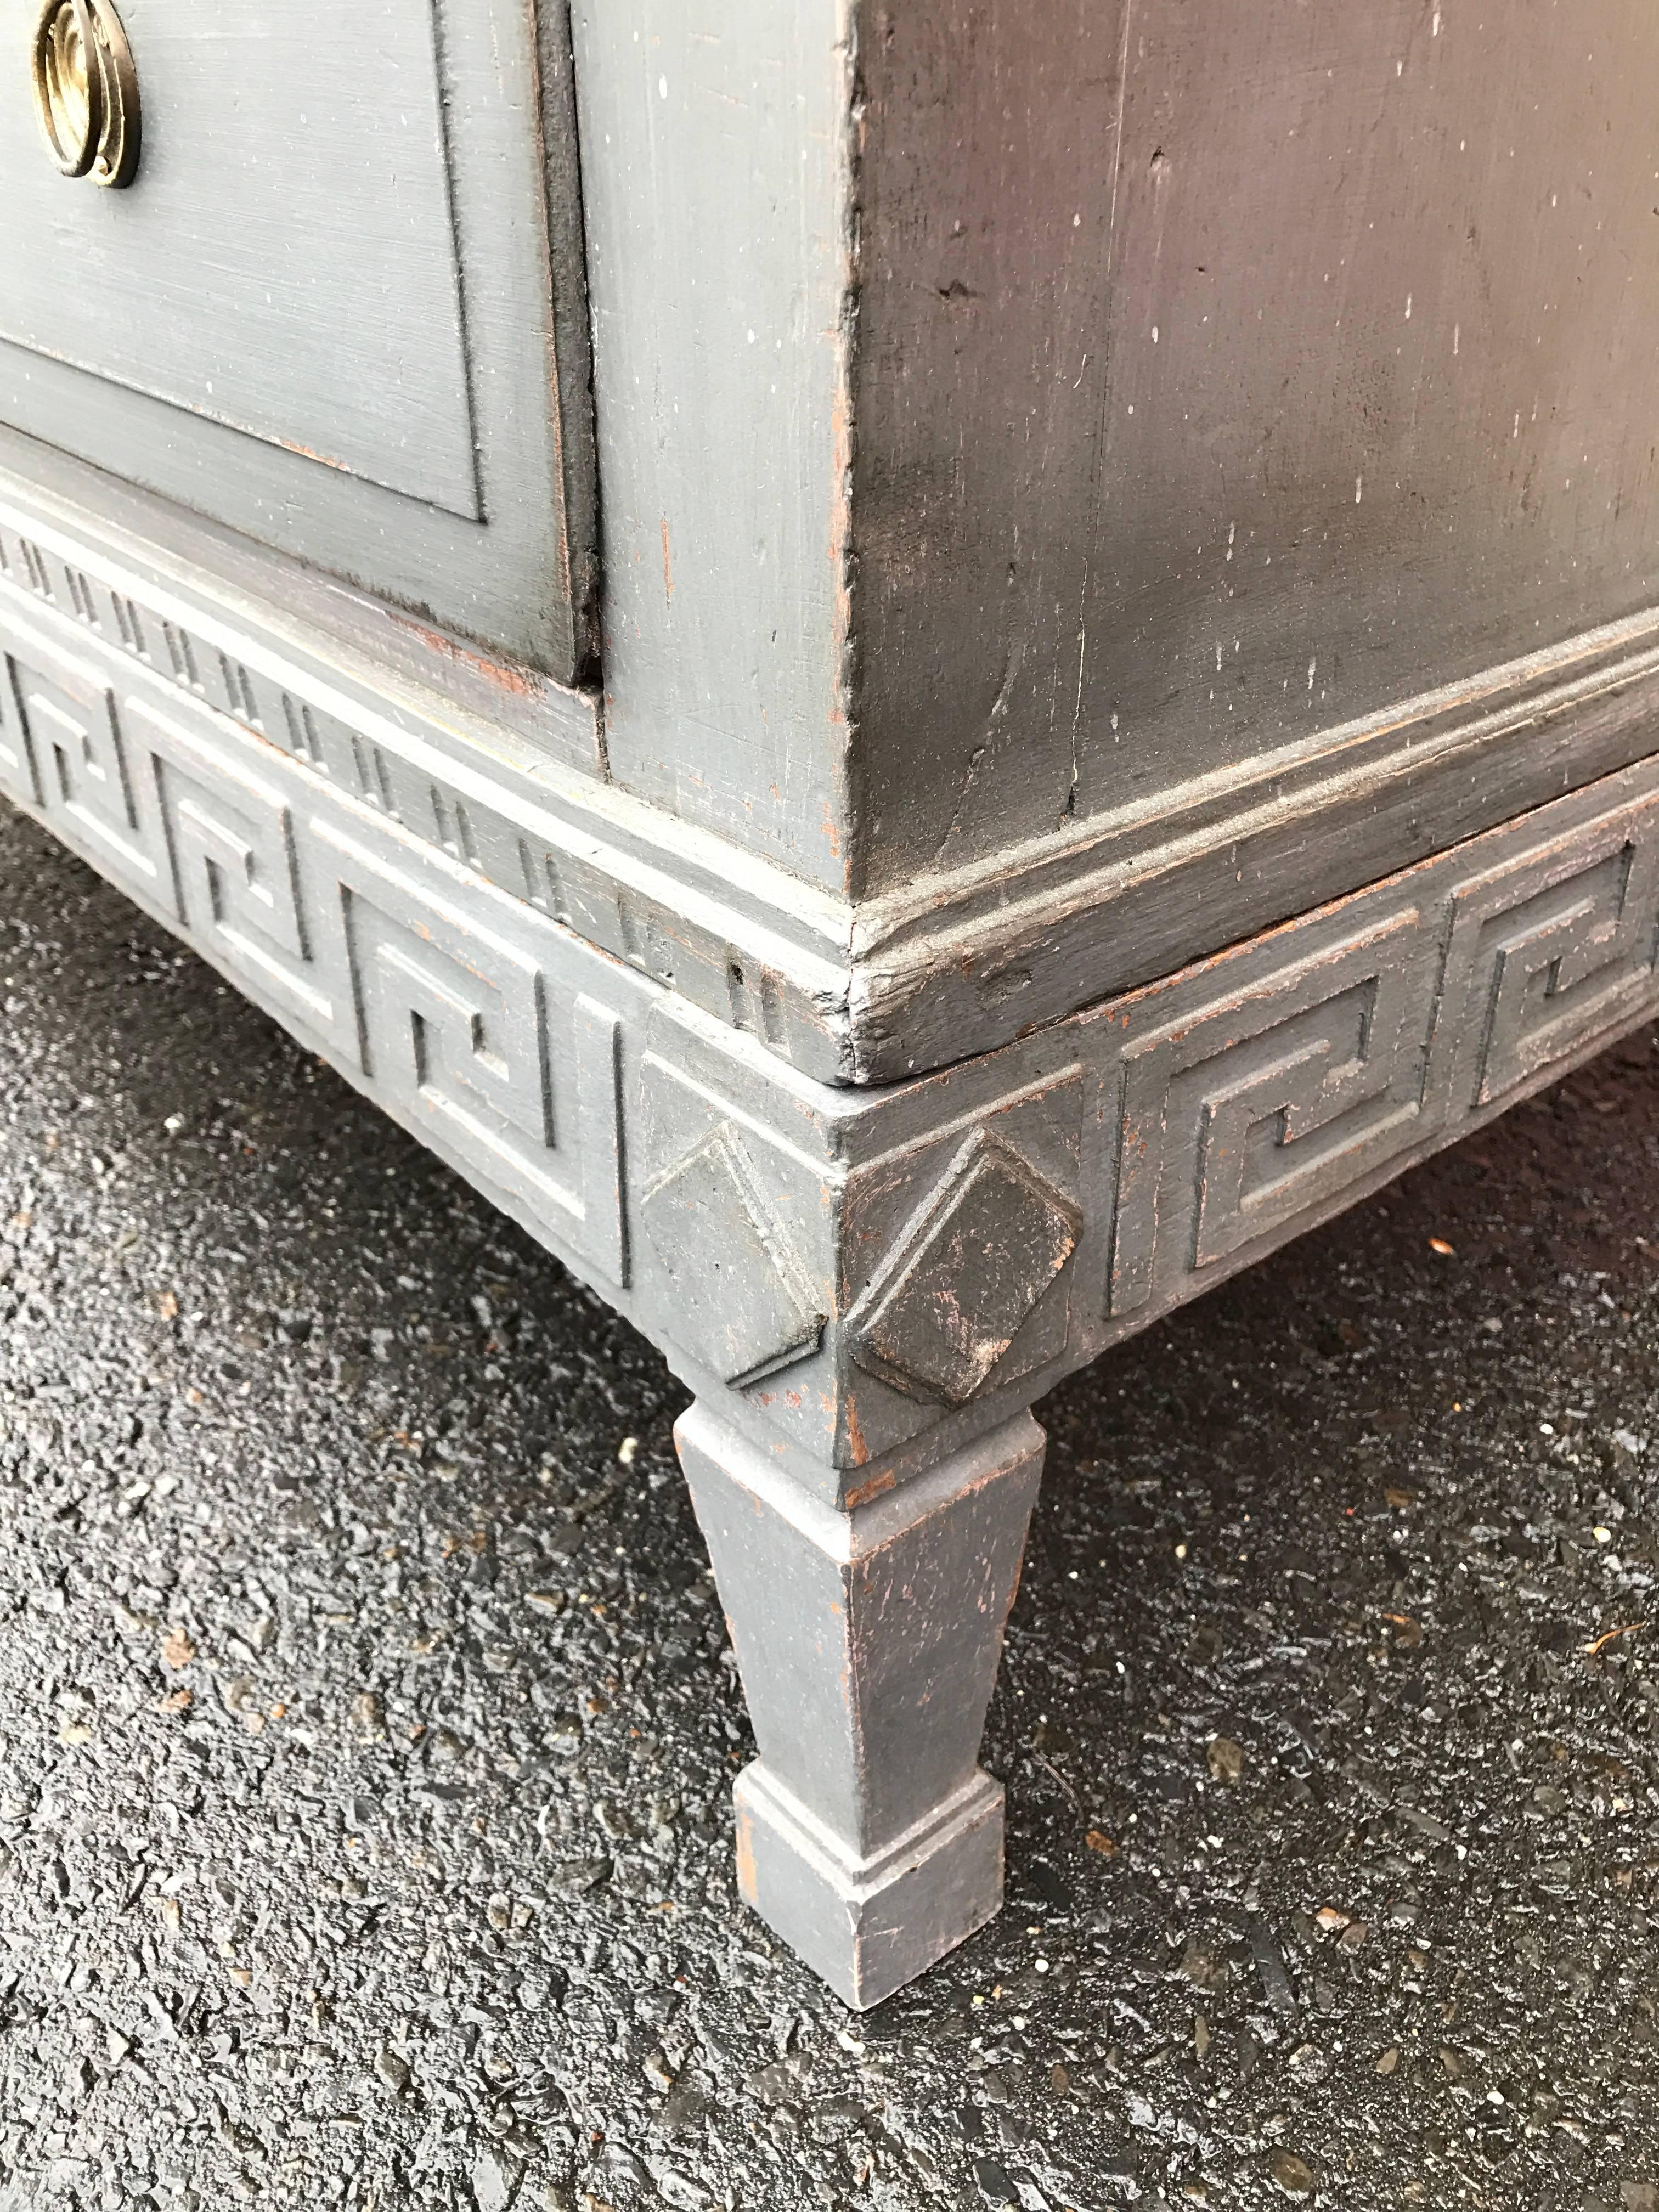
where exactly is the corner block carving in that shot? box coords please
[641,1120,826,1391]
[16,521,1659,2026]
[850,1129,1080,1405]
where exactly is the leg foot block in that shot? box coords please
[735,1761,1004,2010]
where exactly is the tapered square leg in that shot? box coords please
[675,1404,1045,2009]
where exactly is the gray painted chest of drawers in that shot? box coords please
[4,0,1658,2007]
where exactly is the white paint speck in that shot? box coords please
[1307,658,1317,693]
[1355,475,1363,504]
[1453,323,1460,356]
[1404,294,1413,320]
[658,74,668,99]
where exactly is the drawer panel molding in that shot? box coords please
[0,0,596,676]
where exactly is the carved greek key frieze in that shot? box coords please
[1085,777,1659,1347]
[1434,797,1659,1113]
[321,819,627,1283]
[6,622,162,894]
[13,541,1659,1487]
[1107,911,1437,1319]
[130,693,336,1034]
[0,600,631,1291]
[0,507,846,1079]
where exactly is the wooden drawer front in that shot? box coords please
[0,0,593,679]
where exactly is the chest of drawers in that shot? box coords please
[5,0,1657,2006]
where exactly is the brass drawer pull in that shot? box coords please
[31,0,139,188]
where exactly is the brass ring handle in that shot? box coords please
[31,0,140,188]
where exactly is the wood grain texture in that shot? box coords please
[562,0,1659,1080]
[22,0,1659,2016]
[849,0,1130,894]
[848,0,1659,894]
[570,0,858,893]
[847,609,1659,1077]
[22,439,1659,1095]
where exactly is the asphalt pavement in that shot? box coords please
[1,795,1655,2212]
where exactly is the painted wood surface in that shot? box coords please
[3,1,478,514]
[18,0,1659,2012]
[0,0,597,682]
[569,0,857,893]
[12,0,1659,1090]
[562,0,1659,1078]
[11,499,1659,1505]
[851,0,1659,894]
[14,499,1659,2004]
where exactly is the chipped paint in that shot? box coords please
[843,1464,897,1511]
[733,1809,758,1902]
[390,618,541,699]
[843,1392,869,1469]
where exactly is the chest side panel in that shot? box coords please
[855,0,1659,891]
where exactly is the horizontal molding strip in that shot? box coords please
[0,485,856,1081]
[5,469,1659,1087]
[850,607,1659,1077]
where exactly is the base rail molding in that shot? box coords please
[7,560,1659,1999]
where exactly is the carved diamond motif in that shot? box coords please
[851,1133,1080,1404]
[641,1125,825,1390]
